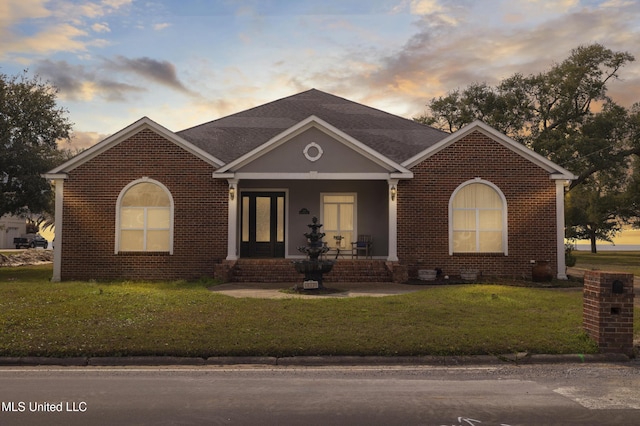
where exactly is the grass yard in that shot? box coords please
[573,250,640,276]
[0,264,611,358]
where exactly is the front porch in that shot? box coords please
[215,259,399,283]
[225,179,401,262]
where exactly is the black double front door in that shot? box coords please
[240,192,285,258]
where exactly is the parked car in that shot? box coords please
[30,235,48,249]
[13,237,30,249]
[13,235,48,249]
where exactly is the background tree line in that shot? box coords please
[415,44,640,253]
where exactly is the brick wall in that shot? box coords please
[398,130,558,279]
[60,128,228,280]
[226,259,392,283]
[583,271,634,356]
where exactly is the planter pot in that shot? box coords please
[532,260,553,282]
[418,269,437,281]
[460,270,478,281]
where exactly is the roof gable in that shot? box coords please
[46,117,224,177]
[215,115,412,177]
[402,120,577,180]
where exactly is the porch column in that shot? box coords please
[52,178,64,282]
[555,179,568,280]
[227,179,239,260]
[387,179,399,262]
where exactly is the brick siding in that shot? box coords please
[398,130,558,279]
[60,128,227,280]
[226,259,392,283]
[583,271,634,355]
[60,128,560,281]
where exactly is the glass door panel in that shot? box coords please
[240,192,286,258]
[255,197,271,243]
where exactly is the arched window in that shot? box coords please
[449,179,507,255]
[116,178,173,253]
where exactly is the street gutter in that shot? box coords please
[0,353,632,367]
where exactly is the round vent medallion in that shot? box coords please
[303,142,323,162]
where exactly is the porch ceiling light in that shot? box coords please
[229,187,235,200]
[390,185,397,201]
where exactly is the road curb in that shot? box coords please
[0,353,632,367]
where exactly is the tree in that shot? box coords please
[415,44,640,251]
[416,44,637,188]
[0,71,72,218]
[565,169,633,253]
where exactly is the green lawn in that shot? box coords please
[0,264,611,358]
[573,251,640,276]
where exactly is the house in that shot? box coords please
[44,89,575,282]
[0,215,27,249]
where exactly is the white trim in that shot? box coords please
[42,173,68,180]
[114,177,175,254]
[448,178,508,256]
[303,142,324,162]
[387,179,399,262]
[214,115,412,176]
[556,180,568,280]
[47,117,224,175]
[403,120,577,180]
[51,179,64,282]
[229,172,412,180]
[227,179,239,260]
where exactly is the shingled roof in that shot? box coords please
[177,89,448,164]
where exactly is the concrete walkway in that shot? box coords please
[210,281,424,299]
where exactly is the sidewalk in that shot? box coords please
[210,281,423,299]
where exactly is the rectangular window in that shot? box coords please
[321,193,356,249]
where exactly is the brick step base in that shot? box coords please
[230,259,392,283]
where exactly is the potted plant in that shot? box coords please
[460,269,479,281]
[418,269,437,281]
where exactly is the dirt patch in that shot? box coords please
[0,250,53,267]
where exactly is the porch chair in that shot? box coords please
[351,235,373,259]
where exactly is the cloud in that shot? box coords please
[0,23,88,58]
[153,23,172,31]
[51,0,133,21]
[0,0,50,21]
[408,0,459,26]
[35,55,196,103]
[310,2,640,118]
[0,0,132,61]
[35,59,145,102]
[91,22,111,33]
[409,0,444,15]
[105,56,194,94]
[103,0,133,7]
[61,130,109,151]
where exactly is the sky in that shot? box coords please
[2,0,640,152]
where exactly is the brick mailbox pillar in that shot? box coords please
[583,271,635,356]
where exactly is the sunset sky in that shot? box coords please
[2,0,640,153]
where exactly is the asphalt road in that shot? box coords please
[0,363,639,425]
